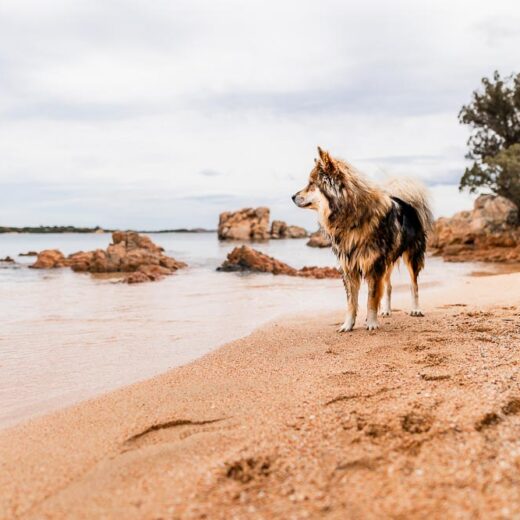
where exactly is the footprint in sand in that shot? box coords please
[123,417,228,450]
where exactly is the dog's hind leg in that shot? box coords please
[338,270,361,332]
[366,276,384,330]
[403,252,424,317]
[381,265,393,317]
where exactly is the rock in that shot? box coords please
[473,195,518,231]
[219,209,306,240]
[90,250,112,273]
[124,271,151,284]
[218,245,297,275]
[270,220,287,239]
[112,231,164,253]
[298,266,342,279]
[0,256,15,263]
[430,195,520,263]
[285,225,308,239]
[18,251,38,257]
[68,251,95,272]
[31,232,186,283]
[124,264,173,284]
[30,250,68,269]
[270,220,308,239]
[306,229,331,248]
[218,208,270,241]
[70,232,187,282]
[217,246,341,279]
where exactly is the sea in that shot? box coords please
[0,232,504,428]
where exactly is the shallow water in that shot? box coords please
[0,232,502,428]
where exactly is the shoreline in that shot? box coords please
[1,272,519,518]
[1,262,511,431]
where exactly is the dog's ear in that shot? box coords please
[317,146,329,163]
[317,146,336,175]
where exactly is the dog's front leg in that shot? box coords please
[366,276,384,330]
[338,270,360,332]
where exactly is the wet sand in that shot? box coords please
[1,273,519,519]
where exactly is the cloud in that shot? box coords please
[0,0,519,227]
[358,155,443,165]
[197,169,224,177]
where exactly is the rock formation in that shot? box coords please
[306,229,332,248]
[218,245,297,275]
[29,249,68,269]
[218,209,308,241]
[285,225,308,239]
[19,251,38,257]
[297,265,341,279]
[269,220,286,239]
[270,220,308,239]
[30,232,187,283]
[217,245,341,279]
[218,208,270,241]
[430,195,520,263]
[0,256,15,263]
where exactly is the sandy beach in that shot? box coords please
[1,272,519,519]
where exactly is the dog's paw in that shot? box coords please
[380,309,391,317]
[366,320,379,331]
[410,309,424,317]
[338,319,355,332]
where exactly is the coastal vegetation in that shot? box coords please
[0,225,105,234]
[0,225,214,234]
[459,71,520,211]
[426,72,520,263]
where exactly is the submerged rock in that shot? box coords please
[217,245,341,279]
[218,207,270,241]
[430,195,520,263]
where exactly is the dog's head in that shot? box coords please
[292,147,344,215]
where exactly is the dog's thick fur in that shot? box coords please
[292,147,433,331]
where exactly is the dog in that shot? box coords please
[292,147,433,331]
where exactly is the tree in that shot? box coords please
[459,71,520,209]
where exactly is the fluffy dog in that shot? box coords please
[292,147,433,331]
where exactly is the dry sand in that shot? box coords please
[1,273,519,519]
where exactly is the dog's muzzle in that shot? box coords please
[292,193,306,207]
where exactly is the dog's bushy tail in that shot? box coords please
[384,178,434,234]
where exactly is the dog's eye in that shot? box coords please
[319,173,329,185]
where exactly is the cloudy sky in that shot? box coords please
[1,0,519,230]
